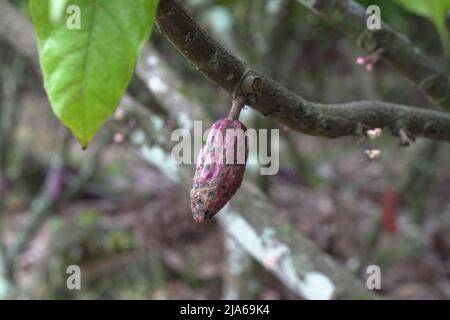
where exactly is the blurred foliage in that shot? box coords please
[9,0,29,15]
[2,0,450,300]
[38,209,140,299]
[394,0,450,56]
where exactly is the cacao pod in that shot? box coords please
[190,118,248,223]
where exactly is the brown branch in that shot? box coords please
[131,47,377,299]
[0,0,378,299]
[295,0,450,109]
[119,94,378,300]
[155,0,450,143]
[1,0,450,144]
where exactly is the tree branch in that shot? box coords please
[295,0,450,110]
[2,0,450,144]
[118,94,378,300]
[155,0,450,144]
[1,0,378,298]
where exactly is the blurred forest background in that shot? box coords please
[1,0,450,299]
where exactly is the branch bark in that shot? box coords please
[1,0,379,299]
[155,0,450,143]
[1,0,450,144]
[119,94,378,300]
[126,48,378,299]
[295,0,450,110]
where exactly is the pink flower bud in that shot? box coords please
[356,57,366,65]
[190,118,248,223]
[366,63,373,71]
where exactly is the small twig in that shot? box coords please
[228,96,247,120]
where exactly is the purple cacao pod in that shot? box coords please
[191,118,248,223]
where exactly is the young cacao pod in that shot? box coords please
[190,99,248,223]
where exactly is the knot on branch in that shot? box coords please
[234,70,262,105]
[418,74,440,88]
[397,128,415,147]
[418,74,450,107]
[356,28,382,53]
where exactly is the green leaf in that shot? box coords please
[30,0,159,148]
[394,0,450,56]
